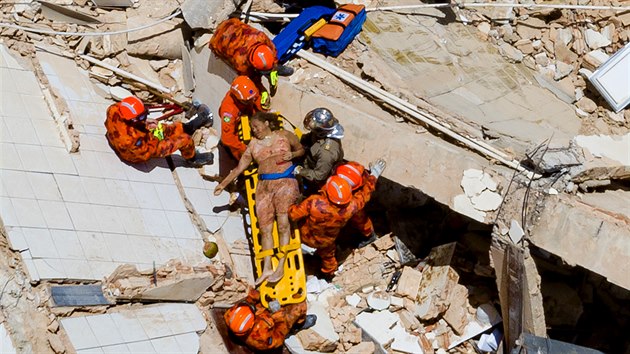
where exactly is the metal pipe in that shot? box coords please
[79,54,171,94]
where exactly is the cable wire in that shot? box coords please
[0,9,182,36]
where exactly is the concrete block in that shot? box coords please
[395,266,423,299]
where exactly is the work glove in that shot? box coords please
[292,165,303,176]
[151,122,165,141]
[369,158,387,179]
[260,91,271,110]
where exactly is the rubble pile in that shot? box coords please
[464,0,630,131]
[2,0,192,103]
[293,236,502,353]
[105,260,248,305]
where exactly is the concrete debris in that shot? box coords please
[395,266,423,299]
[104,261,215,302]
[91,0,133,7]
[509,220,525,244]
[298,301,339,352]
[346,342,375,354]
[416,243,458,320]
[367,290,391,311]
[575,133,630,166]
[585,29,612,50]
[181,0,236,30]
[345,293,361,308]
[470,190,503,212]
[127,15,185,60]
[355,310,399,348]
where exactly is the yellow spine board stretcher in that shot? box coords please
[238,115,306,308]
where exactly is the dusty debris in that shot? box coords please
[105,260,220,302]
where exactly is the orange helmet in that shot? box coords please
[249,44,274,72]
[336,162,365,191]
[226,304,255,336]
[230,76,259,103]
[119,96,146,120]
[325,176,352,205]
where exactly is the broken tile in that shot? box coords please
[355,310,398,347]
[390,323,423,354]
[470,190,502,211]
[345,293,361,307]
[6,227,28,251]
[509,219,525,244]
[453,194,486,223]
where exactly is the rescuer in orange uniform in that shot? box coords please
[335,161,383,247]
[218,76,269,160]
[105,96,214,166]
[224,288,316,351]
[288,174,378,276]
[209,18,293,97]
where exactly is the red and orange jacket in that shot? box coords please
[224,289,306,351]
[288,175,377,248]
[104,103,195,163]
[218,90,266,160]
[210,18,278,77]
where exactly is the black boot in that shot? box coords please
[288,315,317,336]
[185,151,214,167]
[357,231,378,248]
[183,106,213,135]
[276,65,294,76]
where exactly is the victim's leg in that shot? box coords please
[267,213,291,283]
[255,223,275,286]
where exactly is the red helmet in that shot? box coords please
[226,304,255,336]
[325,176,352,205]
[119,96,145,120]
[336,162,365,191]
[230,76,259,103]
[249,44,274,72]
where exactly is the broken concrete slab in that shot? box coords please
[509,220,525,244]
[39,1,101,25]
[470,190,502,211]
[354,310,399,348]
[91,0,132,7]
[127,15,185,60]
[415,243,458,320]
[442,284,470,335]
[367,291,391,311]
[297,301,338,352]
[105,262,215,302]
[181,0,236,30]
[453,194,486,223]
[575,133,630,166]
[390,323,423,354]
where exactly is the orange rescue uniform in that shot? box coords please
[104,103,195,163]
[218,90,266,160]
[224,289,306,351]
[288,175,377,274]
[209,18,278,77]
[346,161,376,237]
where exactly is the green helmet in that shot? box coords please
[203,241,218,259]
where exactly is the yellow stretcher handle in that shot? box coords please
[304,18,327,40]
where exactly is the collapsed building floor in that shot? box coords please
[0,0,629,353]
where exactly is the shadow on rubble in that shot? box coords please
[334,177,496,291]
